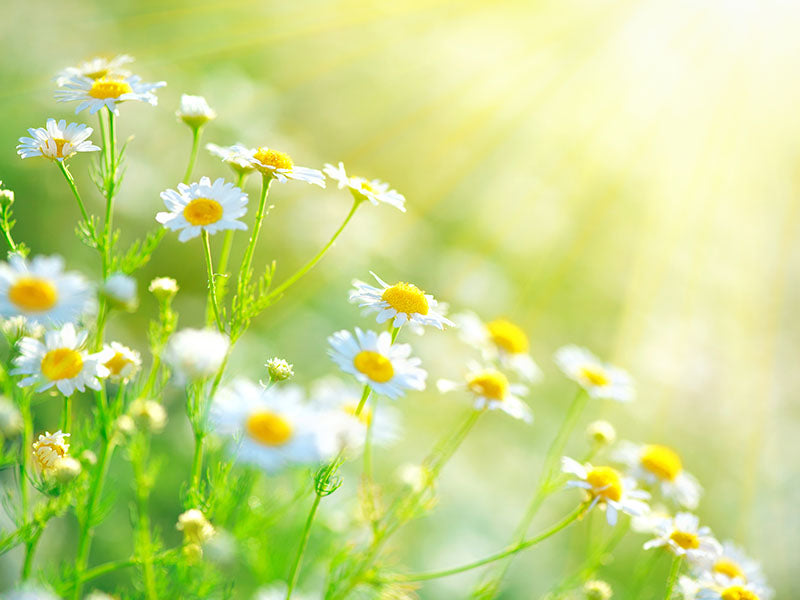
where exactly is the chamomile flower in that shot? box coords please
[55,74,166,115]
[55,54,134,86]
[31,430,70,475]
[12,323,108,395]
[561,457,650,526]
[211,378,335,472]
[327,328,426,399]
[206,143,257,176]
[643,512,721,563]
[16,119,99,162]
[176,94,216,128]
[0,254,93,326]
[243,147,325,187]
[163,328,229,381]
[310,376,402,447]
[614,441,702,509]
[695,581,766,600]
[101,272,138,310]
[456,311,542,381]
[554,345,634,402]
[323,162,405,211]
[156,177,248,242]
[694,542,772,595]
[350,272,454,330]
[437,364,532,422]
[101,342,142,382]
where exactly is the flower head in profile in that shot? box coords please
[692,541,773,598]
[614,441,702,509]
[56,73,166,115]
[55,54,135,86]
[350,272,453,331]
[206,143,257,176]
[211,378,335,472]
[17,119,99,162]
[32,430,70,475]
[561,457,650,525]
[456,311,542,381]
[0,254,94,326]
[12,323,108,395]
[323,162,405,211]
[328,328,426,399]
[163,328,229,381]
[643,512,721,563]
[694,581,767,600]
[177,94,216,128]
[100,342,142,382]
[156,177,248,242]
[438,364,532,422]
[554,345,633,402]
[243,147,325,187]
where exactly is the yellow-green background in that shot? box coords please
[1,0,798,597]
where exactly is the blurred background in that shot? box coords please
[1,0,799,597]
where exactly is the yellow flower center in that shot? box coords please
[585,466,623,502]
[669,530,700,550]
[8,277,58,312]
[253,148,293,171]
[381,282,429,315]
[183,198,224,226]
[40,348,84,381]
[714,559,745,580]
[359,180,375,193]
[353,351,394,383]
[105,352,132,376]
[579,364,609,386]
[245,411,293,446]
[88,78,133,99]
[721,587,759,600]
[84,68,109,80]
[467,370,509,401]
[43,137,70,158]
[486,318,529,354]
[641,444,683,481]
[343,402,372,426]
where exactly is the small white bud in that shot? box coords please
[265,357,294,382]
[102,273,138,311]
[177,94,216,129]
[148,276,179,301]
[53,456,82,483]
[586,420,616,446]
[115,414,136,436]
[128,399,167,434]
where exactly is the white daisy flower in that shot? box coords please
[12,323,108,395]
[177,94,216,128]
[328,328,426,400]
[163,328,229,381]
[100,342,142,382]
[102,272,138,310]
[309,376,402,447]
[55,54,135,86]
[455,311,542,381]
[156,176,248,242]
[242,147,325,187]
[350,272,454,330]
[554,345,634,402]
[695,581,767,600]
[643,512,722,563]
[1,316,45,341]
[323,162,405,211]
[55,74,166,115]
[31,430,70,475]
[211,378,335,472]
[561,457,650,526]
[437,364,532,422]
[614,441,702,509]
[206,143,257,176]
[0,254,94,326]
[16,118,99,162]
[693,541,773,597]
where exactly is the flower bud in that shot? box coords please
[80,449,98,466]
[265,357,294,382]
[115,414,136,437]
[183,542,203,564]
[53,456,82,483]
[0,188,14,207]
[102,272,138,311]
[584,580,613,600]
[586,420,616,447]
[148,277,179,301]
[177,508,215,545]
[176,94,216,129]
[129,399,167,434]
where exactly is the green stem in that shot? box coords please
[56,161,91,226]
[21,529,42,579]
[202,230,224,332]
[182,126,202,185]
[189,431,205,504]
[285,493,322,600]
[362,391,378,531]
[354,385,371,417]
[61,395,72,432]
[236,174,273,301]
[132,434,158,600]
[102,107,117,277]
[1,221,17,251]
[663,554,682,600]
[380,503,589,584]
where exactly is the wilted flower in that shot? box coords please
[0,395,23,437]
[32,430,70,475]
[53,456,82,483]
[438,365,532,422]
[584,580,613,600]
[554,345,634,402]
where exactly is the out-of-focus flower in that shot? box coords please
[55,74,166,115]
[163,328,229,381]
[586,420,616,447]
[100,342,142,382]
[438,364,532,422]
[643,512,721,563]
[324,162,405,211]
[128,399,167,434]
[2,584,60,600]
[148,276,178,301]
[176,94,216,129]
[17,119,99,162]
[55,54,134,86]
[554,345,634,402]
[101,273,138,311]
[206,143,257,176]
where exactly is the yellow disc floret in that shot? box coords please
[381,282,429,316]
[88,78,133,99]
[467,369,509,401]
[585,466,623,502]
[579,364,609,386]
[641,444,683,481]
[40,348,84,381]
[714,559,745,580]
[9,277,58,312]
[354,351,394,383]
[253,148,293,172]
[669,530,700,550]
[246,411,293,446]
[486,318,529,354]
[721,586,759,600]
[45,138,70,159]
[183,198,224,226]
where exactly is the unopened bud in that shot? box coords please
[265,357,294,382]
[53,456,82,483]
[148,277,179,301]
[115,415,136,436]
[129,399,167,434]
[177,94,216,129]
[584,580,613,600]
[586,420,616,447]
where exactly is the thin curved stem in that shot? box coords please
[61,395,72,432]
[236,174,273,300]
[182,126,202,185]
[285,493,322,600]
[663,554,682,600]
[56,161,91,226]
[21,529,42,579]
[354,385,371,417]
[202,230,224,332]
[102,107,117,277]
